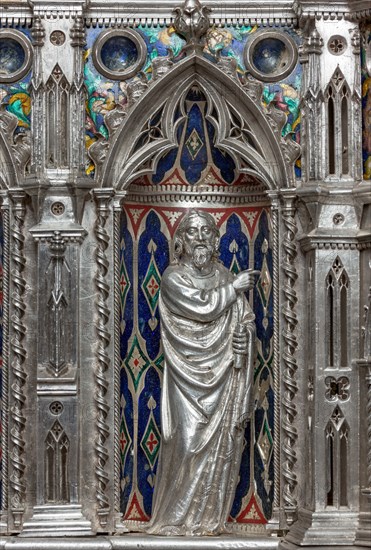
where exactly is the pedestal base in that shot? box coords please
[19,505,93,537]
[278,509,358,548]
[355,511,371,547]
[0,534,280,550]
[0,517,7,537]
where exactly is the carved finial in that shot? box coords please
[266,101,287,137]
[242,73,263,103]
[300,25,323,60]
[126,72,148,106]
[31,16,45,47]
[173,0,211,52]
[349,26,361,55]
[49,231,67,257]
[292,0,302,17]
[104,105,127,138]
[70,15,86,48]
[308,27,323,52]
[151,53,174,81]
[88,136,110,170]
[215,54,237,79]
[282,132,301,166]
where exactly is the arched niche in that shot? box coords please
[119,197,276,532]
[113,70,283,532]
[98,53,290,191]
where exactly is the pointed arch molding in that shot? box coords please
[99,54,291,191]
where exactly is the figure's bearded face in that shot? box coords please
[182,216,217,269]
[190,244,214,268]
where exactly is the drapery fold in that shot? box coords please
[145,262,255,536]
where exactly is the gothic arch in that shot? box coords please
[99,53,290,190]
[114,56,282,524]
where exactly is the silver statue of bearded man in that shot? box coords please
[147,209,258,536]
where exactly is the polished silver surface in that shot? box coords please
[0,0,369,548]
[93,189,114,529]
[8,190,27,529]
[131,210,256,536]
[0,534,280,549]
[280,193,299,527]
[173,0,210,51]
[2,0,371,26]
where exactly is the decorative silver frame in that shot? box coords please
[244,30,298,83]
[0,29,33,84]
[92,28,147,81]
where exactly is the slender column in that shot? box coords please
[355,285,371,546]
[265,192,281,531]
[70,14,87,173]
[93,189,114,528]
[113,193,128,531]
[365,366,371,496]
[280,192,298,526]
[350,26,362,183]
[272,199,281,517]
[360,287,371,498]
[113,201,121,517]
[29,16,45,176]
[299,23,323,183]
[8,190,27,528]
[0,198,10,530]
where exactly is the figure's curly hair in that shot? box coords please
[173,209,220,263]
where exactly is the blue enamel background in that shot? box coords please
[120,206,274,523]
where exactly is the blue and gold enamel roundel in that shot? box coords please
[0,30,32,83]
[244,30,298,83]
[92,29,147,80]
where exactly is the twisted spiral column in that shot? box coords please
[9,191,27,528]
[93,189,114,528]
[271,203,281,511]
[113,197,122,516]
[281,194,299,525]
[1,201,10,516]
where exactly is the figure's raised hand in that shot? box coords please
[232,269,259,292]
[232,329,249,355]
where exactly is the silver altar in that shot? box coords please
[0,0,369,548]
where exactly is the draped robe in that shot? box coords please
[147,260,255,536]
